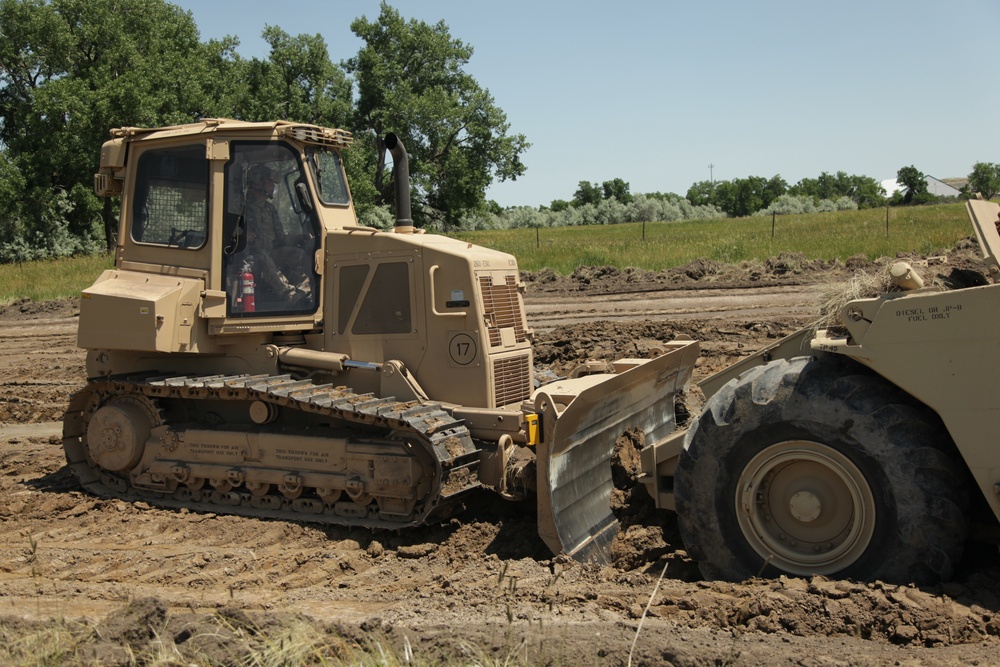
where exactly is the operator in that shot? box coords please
[245,165,312,307]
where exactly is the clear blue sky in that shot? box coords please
[173,0,1000,207]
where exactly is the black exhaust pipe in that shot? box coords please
[383,133,414,233]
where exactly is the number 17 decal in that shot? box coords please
[449,332,477,365]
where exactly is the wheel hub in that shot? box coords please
[789,490,822,522]
[736,440,876,575]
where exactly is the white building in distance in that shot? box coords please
[880,176,963,198]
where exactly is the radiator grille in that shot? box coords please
[493,354,531,407]
[479,274,526,348]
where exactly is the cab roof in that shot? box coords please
[108,118,353,149]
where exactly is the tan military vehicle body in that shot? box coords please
[642,199,1000,584]
[66,119,698,562]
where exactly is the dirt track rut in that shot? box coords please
[526,284,817,330]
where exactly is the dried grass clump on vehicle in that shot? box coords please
[813,263,902,335]
[812,260,974,335]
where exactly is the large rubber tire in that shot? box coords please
[675,355,968,584]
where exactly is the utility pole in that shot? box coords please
[708,163,715,183]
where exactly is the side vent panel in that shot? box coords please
[479,274,527,348]
[478,271,532,408]
[493,354,532,407]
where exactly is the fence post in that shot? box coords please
[642,220,646,241]
[536,225,540,248]
[885,207,889,239]
[772,211,776,239]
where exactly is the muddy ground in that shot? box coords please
[1,244,999,666]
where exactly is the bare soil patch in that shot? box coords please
[1,246,997,665]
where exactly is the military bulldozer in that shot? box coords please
[65,119,698,562]
[67,119,999,583]
[641,198,1000,584]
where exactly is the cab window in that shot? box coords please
[306,147,350,205]
[130,145,208,249]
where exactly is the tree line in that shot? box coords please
[0,0,527,262]
[450,162,998,232]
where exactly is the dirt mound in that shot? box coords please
[522,238,990,299]
[522,252,848,295]
[0,297,79,320]
[533,317,801,379]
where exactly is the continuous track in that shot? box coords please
[62,372,482,529]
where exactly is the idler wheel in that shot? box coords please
[86,398,156,472]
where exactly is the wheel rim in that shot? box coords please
[736,440,876,576]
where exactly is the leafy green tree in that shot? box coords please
[896,165,928,204]
[345,2,528,228]
[231,26,351,127]
[569,178,632,207]
[549,199,571,212]
[697,175,785,217]
[791,172,835,200]
[729,177,765,217]
[712,181,736,216]
[764,175,788,205]
[572,181,603,207]
[0,0,531,254]
[969,162,1000,201]
[788,171,884,209]
[686,180,716,207]
[0,0,234,255]
[851,177,886,209]
[602,178,632,203]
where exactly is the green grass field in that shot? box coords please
[0,203,974,305]
[453,203,972,274]
[0,253,114,305]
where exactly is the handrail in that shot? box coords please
[429,264,467,317]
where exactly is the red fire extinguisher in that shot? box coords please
[236,258,255,313]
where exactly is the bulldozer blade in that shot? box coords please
[533,340,699,563]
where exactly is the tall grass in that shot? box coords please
[0,615,540,667]
[0,253,113,305]
[453,203,971,274]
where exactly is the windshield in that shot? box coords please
[306,147,350,206]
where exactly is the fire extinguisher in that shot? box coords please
[235,258,255,313]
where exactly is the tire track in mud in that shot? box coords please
[525,284,818,331]
[0,312,83,423]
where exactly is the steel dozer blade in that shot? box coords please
[533,339,699,563]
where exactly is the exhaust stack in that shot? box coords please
[384,133,414,234]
